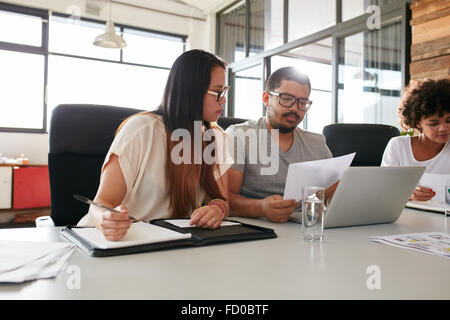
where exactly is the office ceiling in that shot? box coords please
[116,0,232,14]
[163,0,227,12]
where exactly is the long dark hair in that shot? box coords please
[132,50,226,218]
[117,50,227,217]
[154,49,226,131]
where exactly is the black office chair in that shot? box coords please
[48,104,143,226]
[322,123,400,166]
[48,104,247,226]
[217,116,248,130]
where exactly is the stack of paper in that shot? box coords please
[370,232,450,259]
[0,241,76,283]
[72,221,192,249]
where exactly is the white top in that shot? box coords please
[381,136,450,174]
[78,114,233,226]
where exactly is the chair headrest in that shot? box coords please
[49,104,144,156]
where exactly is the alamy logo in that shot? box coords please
[170,122,280,175]
[66,265,81,290]
[66,5,81,24]
[366,265,381,290]
[366,5,381,30]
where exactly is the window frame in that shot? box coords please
[0,4,187,133]
[218,0,411,129]
[0,2,49,133]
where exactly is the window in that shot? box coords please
[0,4,47,132]
[219,0,284,64]
[234,64,263,119]
[0,3,186,133]
[219,0,408,131]
[49,16,120,61]
[342,0,402,21]
[271,38,333,133]
[0,50,45,129]
[122,28,184,68]
[47,56,169,116]
[288,0,335,41]
[47,16,185,129]
[249,0,284,54]
[0,10,42,46]
[337,22,402,127]
[218,1,247,63]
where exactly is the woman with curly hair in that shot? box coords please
[381,77,450,201]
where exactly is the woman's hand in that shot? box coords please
[190,205,223,229]
[97,205,132,241]
[411,185,435,201]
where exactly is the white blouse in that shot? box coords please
[381,136,450,174]
[78,114,233,226]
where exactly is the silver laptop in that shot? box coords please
[289,166,425,228]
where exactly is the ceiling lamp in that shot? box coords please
[93,0,126,48]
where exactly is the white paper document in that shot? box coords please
[283,153,356,201]
[370,232,450,259]
[165,219,241,228]
[417,173,449,203]
[0,241,76,283]
[406,173,450,212]
[406,200,444,213]
[73,221,192,249]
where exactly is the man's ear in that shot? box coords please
[262,91,270,108]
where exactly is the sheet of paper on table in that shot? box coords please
[165,219,241,228]
[370,232,450,259]
[0,241,76,283]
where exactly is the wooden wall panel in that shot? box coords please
[411,14,450,45]
[411,0,450,23]
[410,0,450,80]
[411,35,450,61]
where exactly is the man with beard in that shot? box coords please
[225,67,333,222]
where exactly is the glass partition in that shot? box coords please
[288,0,335,41]
[271,38,333,133]
[234,64,263,120]
[337,22,402,128]
[219,2,247,63]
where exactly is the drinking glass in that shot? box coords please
[302,186,325,241]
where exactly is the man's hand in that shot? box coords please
[325,181,339,206]
[260,195,298,223]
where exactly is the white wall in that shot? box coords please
[0,132,49,164]
[0,0,218,164]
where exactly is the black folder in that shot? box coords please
[61,219,277,257]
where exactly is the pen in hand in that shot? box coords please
[73,194,139,222]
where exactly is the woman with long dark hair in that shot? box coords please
[77,50,232,240]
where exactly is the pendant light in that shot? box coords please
[93,0,127,48]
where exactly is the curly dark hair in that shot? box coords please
[398,77,450,131]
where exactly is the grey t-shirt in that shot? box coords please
[225,117,332,199]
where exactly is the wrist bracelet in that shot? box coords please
[208,200,226,220]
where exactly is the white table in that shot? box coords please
[0,208,449,300]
